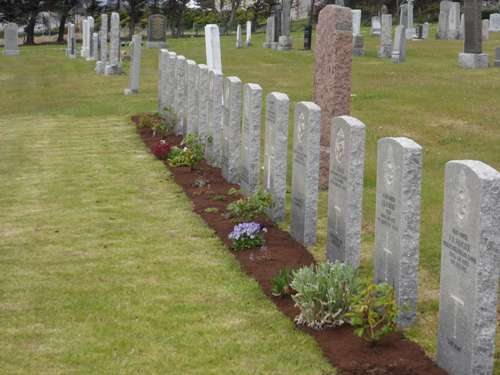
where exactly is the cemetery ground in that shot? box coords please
[1,24,500,373]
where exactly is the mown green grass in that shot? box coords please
[0,45,334,374]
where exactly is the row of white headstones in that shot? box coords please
[68,19,500,375]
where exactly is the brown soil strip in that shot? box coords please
[134,118,447,375]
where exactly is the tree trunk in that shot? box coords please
[26,17,37,45]
[57,14,67,44]
[129,19,135,39]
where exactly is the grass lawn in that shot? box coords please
[0,22,499,373]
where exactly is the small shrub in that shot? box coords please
[168,134,204,169]
[347,283,399,344]
[291,262,361,330]
[204,207,219,214]
[228,222,266,251]
[272,268,293,297]
[226,189,273,222]
[211,195,226,202]
[227,187,239,196]
[151,140,171,160]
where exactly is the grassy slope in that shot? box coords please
[0,45,333,374]
[167,26,500,369]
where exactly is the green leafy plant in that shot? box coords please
[168,134,204,169]
[271,268,293,297]
[291,262,361,330]
[347,283,399,344]
[226,189,273,222]
[204,207,219,214]
[227,187,240,196]
[211,195,226,202]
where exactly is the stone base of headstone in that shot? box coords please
[68,53,76,59]
[353,35,364,56]
[458,53,489,69]
[146,41,166,48]
[270,42,279,50]
[124,88,138,96]
[405,28,417,39]
[262,42,272,48]
[246,41,251,47]
[392,51,404,64]
[277,36,292,50]
[378,45,392,58]
[81,48,88,58]
[104,64,123,75]
[4,49,19,56]
[371,30,381,36]
[86,56,96,62]
[95,61,106,74]
[495,48,500,67]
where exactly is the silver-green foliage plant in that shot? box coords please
[291,262,361,330]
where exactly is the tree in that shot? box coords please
[122,0,147,38]
[46,0,80,43]
[163,0,189,36]
[0,0,47,44]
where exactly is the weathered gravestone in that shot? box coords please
[158,49,169,113]
[423,22,430,39]
[206,70,223,167]
[90,32,98,61]
[263,16,274,48]
[379,14,393,58]
[264,92,290,222]
[221,77,242,184]
[400,0,416,39]
[124,34,142,95]
[86,17,95,61]
[351,8,364,55]
[371,16,381,36]
[81,19,88,58]
[174,55,187,135]
[205,24,222,74]
[246,21,252,46]
[352,9,362,36]
[489,13,500,32]
[239,83,263,196]
[96,14,108,74]
[447,2,461,40]
[147,14,166,48]
[436,160,500,375]
[495,47,500,67]
[373,137,422,327]
[314,5,353,187]
[482,19,490,41]
[278,0,293,50]
[291,102,321,246]
[438,0,453,39]
[326,116,365,267]
[105,12,122,75]
[197,65,209,146]
[186,60,199,134]
[392,25,406,63]
[236,24,242,48]
[459,0,488,69]
[67,23,76,58]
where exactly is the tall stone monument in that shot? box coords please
[205,24,222,74]
[86,17,95,61]
[373,137,422,327]
[351,9,364,56]
[314,5,353,187]
[392,25,406,63]
[482,19,490,41]
[263,17,274,48]
[438,1,453,39]
[89,32,98,61]
[278,0,293,50]
[236,24,242,48]
[96,14,108,74]
[400,0,416,39]
[378,14,393,58]
[67,23,76,58]
[291,102,321,246]
[371,16,381,36]
[246,21,252,47]
[326,116,365,267]
[81,19,88,57]
[124,34,142,95]
[459,0,488,69]
[447,2,461,39]
[104,12,122,75]
[147,14,166,48]
[436,160,500,375]
[221,77,242,184]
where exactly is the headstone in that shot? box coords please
[96,14,108,74]
[264,92,289,222]
[374,137,422,327]
[459,0,488,69]
[67,23,76,58]
[174,55,187,135]
[423,22,430,39]
[314,5,353,187]
[81,19,88,57]
[221,77,242,184]
[246,21,252,47]
[335,0,344,5]
[263,17,274,48]
[291,102,321,246]
[104,12,122,75]
[239,83,263,195]
[236,24,242,48]
[438,1,453,39]
[158,50,168,113]
[90,32,98,61]
[278,0,293,50]
[459,13,465,40]
[124,34,142,95]
[186,60,199,134]
[379,14,393,58]
[353,34,364,56]
[415,24,423,39]
[489,13,500,32]
[371,16,381,36]
[206,70,224,167]
[381,4,389,14]
[448,3,460,39]
[392,25,406,63]
[400,0,416,39]
[352,9,362,36]
[482,19,489,41]
[86,17,95,61]
[147,14,166,48]
[436,160,500,375]
[326,116,366,267]
[162,51,177,115]
[495,47,500,67]
[205,24,222,74]
[197,64,210,145]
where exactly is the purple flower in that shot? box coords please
[229,222,264,240]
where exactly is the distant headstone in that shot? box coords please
[447,2,460,39]
[415,24,423,39]
[67,23,76,58]
[489,13,500,32]
[221,77,242,184]
[459,0,488,69]
[104,12,122,75]
[81,19,88,57]
[124,34,142,95]
[379,14,393,58]
[371,16,381,36]
[263,17,274,48]
[314,5,353,187]
[400,0,416,39]
[246,21,252,46]
[166,51,177,114]
[197,64,210,146]
[482,19,490,41]
[438,0,453,39]
[205,24,222,74]
[392,25,406,63]
[95,14,108,74]
[86,17,95,61]
[278,0,293,50]
[90,32,98,61]
[495,47,500,67]
[326,116,366,267]
[423,22,430,39]
[374,137,422,327]
[186,60,199,134]
[236,24,242,48]
[206,70,224,167]
[239,83,263,195]
[436,160,500,375]
[291,102,321,246]
[352,9,362,36]
[174,55,187,135]
[264,92,290,222]
[147,14,166,48]
[353,34,364,56]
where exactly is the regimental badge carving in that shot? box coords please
[384,144,395,191]
[335,128,345,164]
[455,169,469,228]
[297,112,306,144]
